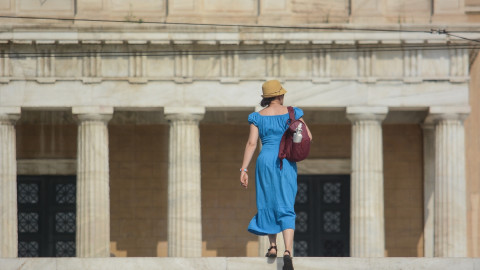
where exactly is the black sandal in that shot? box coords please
[283,250,294,270]
[265,245,277,258]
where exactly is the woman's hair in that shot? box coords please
[260,97,276,107]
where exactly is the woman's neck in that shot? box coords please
[269,100,283,106]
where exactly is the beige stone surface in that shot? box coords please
[17,159,76,175]
[16,123,77,159]
[465,52,480,258]
[2,0,479,23]
[108,123,169,257]
[0,257,480,270]
[199,123,258,257]
[297,158,351,175]
[383,125,424,257]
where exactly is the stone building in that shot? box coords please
[0,0,480,264]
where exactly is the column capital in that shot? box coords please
[0,107,21,124]
[72,106,113,122]
[346,106,388,122]
[427,106,470,123]
[164,107,205,122]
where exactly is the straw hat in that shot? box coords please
[261,80,287,98]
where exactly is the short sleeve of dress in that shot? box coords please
[294,107,304,120]
[248,112,259,126]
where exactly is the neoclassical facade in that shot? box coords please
[0,0,479,260]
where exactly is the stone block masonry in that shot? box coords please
[0,258,479,270]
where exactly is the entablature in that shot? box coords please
[0,35,472,85]
[0,28,473,110]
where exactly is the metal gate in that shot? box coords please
[294,175,350,257]
[17,175,76,257]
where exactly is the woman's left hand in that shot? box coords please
[240,171,248,189]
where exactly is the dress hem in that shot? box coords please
[247,226,296,236]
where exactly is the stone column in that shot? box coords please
[165,107,205,257]
[73,107,113,257]
[0,107,20,258]
[430,106,470,257]
[422,121,435,257]
[346,106,387,257]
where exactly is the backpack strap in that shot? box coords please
[287,106,295,124]
[278,106,295,170]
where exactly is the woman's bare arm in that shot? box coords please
[240,124,259,189]
[299,117,313,141]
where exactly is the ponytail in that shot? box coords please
[260,97,275,107]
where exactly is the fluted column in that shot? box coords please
[165,107,205,257]
[73,107,113,257]
[347,106,387,257]
[430,106,470,257]
[0,107,20,258]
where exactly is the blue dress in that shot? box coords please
[247,107,304,235]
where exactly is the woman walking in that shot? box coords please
[240,80,312,270]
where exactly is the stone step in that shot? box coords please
[1,257,479,270]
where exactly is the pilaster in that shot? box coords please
[0,107,20,258]
[346,106,387,257]
[422,121,435,257]
[164,107,205,257]
[73,106,113,257]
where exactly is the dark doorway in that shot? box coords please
[294,175,350,257]
[17,175,76,257]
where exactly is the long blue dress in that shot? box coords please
[247,107,304,235]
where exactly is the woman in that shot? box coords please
[240,80,312,270]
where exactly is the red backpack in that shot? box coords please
[278,107,311,169]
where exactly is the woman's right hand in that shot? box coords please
[240,171,248,189]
